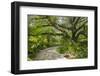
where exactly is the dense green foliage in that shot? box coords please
[28,15,88,60]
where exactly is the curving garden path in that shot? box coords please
[34,47,65,60]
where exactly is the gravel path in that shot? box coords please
[34,47,64,60]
